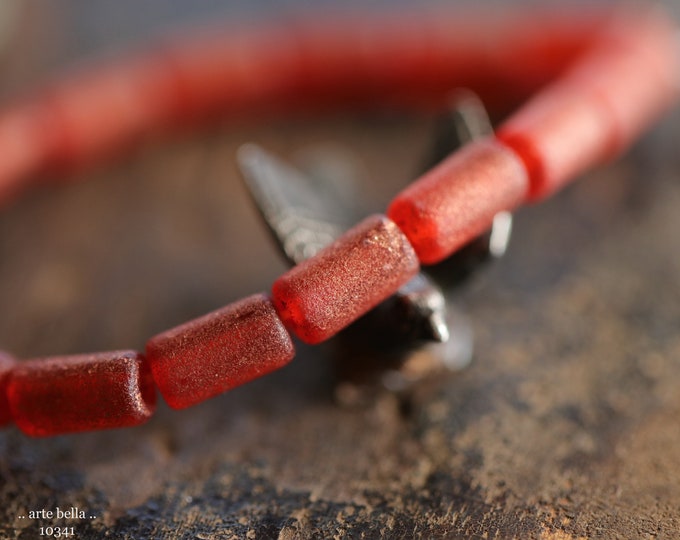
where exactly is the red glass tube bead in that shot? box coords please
[161,26,299,122]
[496,78,617,202]
[497,12,680,201]
[6,350,156,437]
[387,138,529,265]
[0,351,15,426]
[41,57,175,170]
[573,11,680,151]
[146,293,294,410]
[0,107,51,205]
[272,214,420,345]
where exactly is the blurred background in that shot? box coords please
[0,0,455,359]
[0,0,451,94]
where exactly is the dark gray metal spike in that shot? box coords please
[424,90,494,169]
[237,144,349,265]
[392,274,449,343]
[292,144,365,211]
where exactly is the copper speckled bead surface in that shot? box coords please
[271,214,420,344]
[387,138,529,265]
[0,351,15,426]
[6,350,156,437]
[146,293,295,410]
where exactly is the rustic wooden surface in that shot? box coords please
[1,2,680,539]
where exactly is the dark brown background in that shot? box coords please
[1,2,680,538]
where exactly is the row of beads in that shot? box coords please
[0,138,527,435]
[0,6,677,436]
[0,6,613,204]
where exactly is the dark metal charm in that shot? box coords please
[237,143,349,265]
[422,90,494,168]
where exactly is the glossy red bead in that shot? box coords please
[146,293,294,410]
[0,351,15,426]
[272,214,419,345]
[388,138,528,265]
[6,350,156,437]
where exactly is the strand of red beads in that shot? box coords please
[0,5,678,436]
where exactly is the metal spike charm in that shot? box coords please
[237,144,349,265]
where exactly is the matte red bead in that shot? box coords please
[6,350,156,437]
[146,293,294,410]
[161,27,299,122]
[573,11,680,151]
[272,214,419,345]
[387,138,528,265]
[497,13,680,201]
[42,58,175,169]
[497,78,618,201]
[0,107,50,205]
[0,351,15,427]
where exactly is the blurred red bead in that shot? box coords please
[7,350,156,437]
[575,11,680,151]
[41,57,175,170]
[497,80,617,201]
[498,11,680,201]
[0,107,51,205]
[0,351,15,427]
[161,26,299,122]
[272,214,419,345]
[388,139,528,265]
[146,293,295,410]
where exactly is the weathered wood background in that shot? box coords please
[1,2,680,538]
